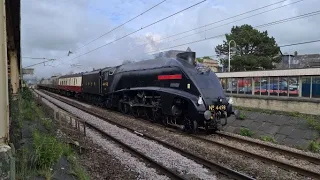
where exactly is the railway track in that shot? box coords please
[190,134,320,179]
[215,131,320,165]
[37,89,320,179]
[33,90,184,180]
[34,89,255,180]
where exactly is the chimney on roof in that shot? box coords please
[294,51,298,56]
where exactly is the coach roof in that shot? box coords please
[59,73,83,78]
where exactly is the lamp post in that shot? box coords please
[228,40,236,72]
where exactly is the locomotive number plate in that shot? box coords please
[209,105,226,111]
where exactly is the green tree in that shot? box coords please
[215,24,281,71]
[196,58,204,63]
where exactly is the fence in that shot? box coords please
[34,92,87,152]
[216,68,320,99]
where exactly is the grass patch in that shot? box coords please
[68,155,90,180]
[240,128,254,137]
[306,117,320,132]
[11,88,89,180]
[308,141,320,153]
[239,113,246,120]
[235,106,320,134]
[33,130,64,169]
[260,135,277,144]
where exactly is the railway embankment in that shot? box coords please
[9,88,89,180]
[223,106,320,152]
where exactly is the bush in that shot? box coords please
[33,131,64,169]
[240,128,254,137]
[306,117,320,132]
[308,141,320,153]
[260,135,277,143]
[239,113,246,120]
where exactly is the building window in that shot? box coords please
[302,77,311,98]
[312,76,320,98]
[289,76,299,97]
[238,78,252,95]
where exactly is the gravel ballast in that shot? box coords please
[202,134,320,174]
[38,90,317,179]
[35,90,218,180]
[36,92,169,179]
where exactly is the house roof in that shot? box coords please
[276,54,320,69]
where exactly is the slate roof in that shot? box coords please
[276,54,320,69]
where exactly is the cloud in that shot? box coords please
[22,0,320,79]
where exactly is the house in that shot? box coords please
[201,58,219,72]
[276,53,320,69]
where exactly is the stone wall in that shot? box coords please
[228,94,320,116]
[0,144,13,180]
[222,109,320,149]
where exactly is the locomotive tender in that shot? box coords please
[38,50,234,133]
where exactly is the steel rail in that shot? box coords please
[215,131,320,165]
[189,134,320,179]
[38,88,320,179]
[36,89,255,180]
[32,90,184,180]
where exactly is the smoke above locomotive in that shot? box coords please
[38,48,233,133]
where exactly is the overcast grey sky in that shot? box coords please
[22,0,320,78]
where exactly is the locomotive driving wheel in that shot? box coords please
[151,100,160,123]
[184,115,198,134]
[123,103,130,114]
[151,107,160,123]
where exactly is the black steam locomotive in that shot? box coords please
[38,50,233,133]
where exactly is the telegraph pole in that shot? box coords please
[228,40,236,72]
